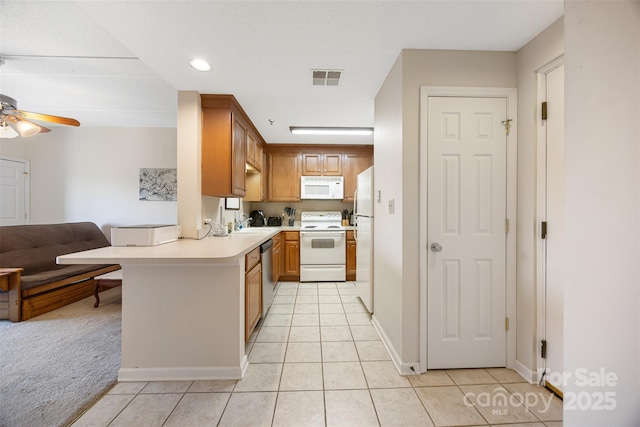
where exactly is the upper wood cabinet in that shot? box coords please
[246,129,264,172]
[201,95,265,197]
[343,151,374,203]
[268,150,301,202]
[266,144,373,203]
[301,153,342,176]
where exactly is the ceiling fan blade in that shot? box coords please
[14,110,80,127]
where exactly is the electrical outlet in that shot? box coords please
[203,218,212,225]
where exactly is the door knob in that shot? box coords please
[431,242,443,252]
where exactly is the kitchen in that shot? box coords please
[58,92,376,382]
[2,2,639,425]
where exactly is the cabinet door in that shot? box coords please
[284,241,300,276]
[272,240,281,284]
[343,153,373,202]
[245,262,262,341]
[232,116,247,196]
[255,143,263,172]
[323,153,342,175]
[301,153,322,176]
[268,152,301,202]
[246,131,257,167]
[346,237,357,281]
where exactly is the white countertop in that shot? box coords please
[57,225,357,265]
[57,229,280,265]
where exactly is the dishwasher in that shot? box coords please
[260,239,274,317]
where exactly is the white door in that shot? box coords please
[0,158,29,226]
[427,96,507,369]
[544,64,565,394]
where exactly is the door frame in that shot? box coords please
[419,87,518,372]
[535,56,565,385]
[0,156,31,225]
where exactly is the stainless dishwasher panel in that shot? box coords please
[260,239,274,317]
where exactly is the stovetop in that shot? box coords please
[300,211,345,231]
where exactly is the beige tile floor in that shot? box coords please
[72,281,563,427]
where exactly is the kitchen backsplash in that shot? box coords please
[250,200,354,221]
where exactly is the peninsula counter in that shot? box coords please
[57,231,280,382]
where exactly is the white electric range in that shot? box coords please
[299,211,346,282]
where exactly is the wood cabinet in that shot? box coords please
[343,151,374,203]
[281,231,300,281]
[246,129,264,172]
[268,151,301,202]
[346,230,357,281]
[265,144,372,202]
[201,95,266,197]
[272,232,283,284]
[245,246,262,341]
[301,153,342,176]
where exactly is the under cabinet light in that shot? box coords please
[289,126,373,136]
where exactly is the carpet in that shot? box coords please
[0,287,122,427]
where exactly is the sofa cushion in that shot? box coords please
[20,264,114,290]
[0,222,112,276]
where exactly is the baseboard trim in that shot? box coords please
[371,315,420,376]
[118,365,245,382]
[514,359,536,384]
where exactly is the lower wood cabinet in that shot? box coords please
[346,230,356,281]
[272,232,283,284]
[281,231,300,281]
[245,247,262,341]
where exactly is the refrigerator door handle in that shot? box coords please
[353,189,358,216]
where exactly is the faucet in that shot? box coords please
[235,214,251,230]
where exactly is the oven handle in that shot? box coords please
[300,231,346,238]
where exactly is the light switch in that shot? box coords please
[376,190,381,203]
[388,198,395,214]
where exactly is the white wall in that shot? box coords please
[515,18,564,376]
[0,127,177,236]
[373,53,405,363]
[373,49,517,368]
[563,1,639,425]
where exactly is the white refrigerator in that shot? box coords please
[354,166,374,313]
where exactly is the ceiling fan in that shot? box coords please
[0,94,80,139]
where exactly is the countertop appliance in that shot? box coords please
[260,239,274,317]
[111,224,181,247]
[301,176,344,200]
[267,217,282,226]
[354,166,374,312]
[250,210,265,227]
[299,211,346,282]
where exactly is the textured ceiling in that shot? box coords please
[0,0,563,144]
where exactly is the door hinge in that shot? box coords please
[505,317,510,331]
[541,102,548,121]
[541,339,547,359]
[505,219,510,233]
[541,221,547,239]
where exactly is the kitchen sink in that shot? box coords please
[233,227,279,235]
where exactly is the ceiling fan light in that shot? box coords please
[189,58,212,72]
[16,119,41,137]
[0,122,18,138]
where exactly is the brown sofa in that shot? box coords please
[0,222,120,322]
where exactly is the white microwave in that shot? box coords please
[301,176,344,200]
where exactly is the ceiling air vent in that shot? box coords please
[312,69,342,86]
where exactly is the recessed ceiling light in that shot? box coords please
[290,126,373,136]
[189,58,212,72]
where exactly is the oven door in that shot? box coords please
[300,231,346,265]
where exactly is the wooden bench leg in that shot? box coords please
[94,281,101,308]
